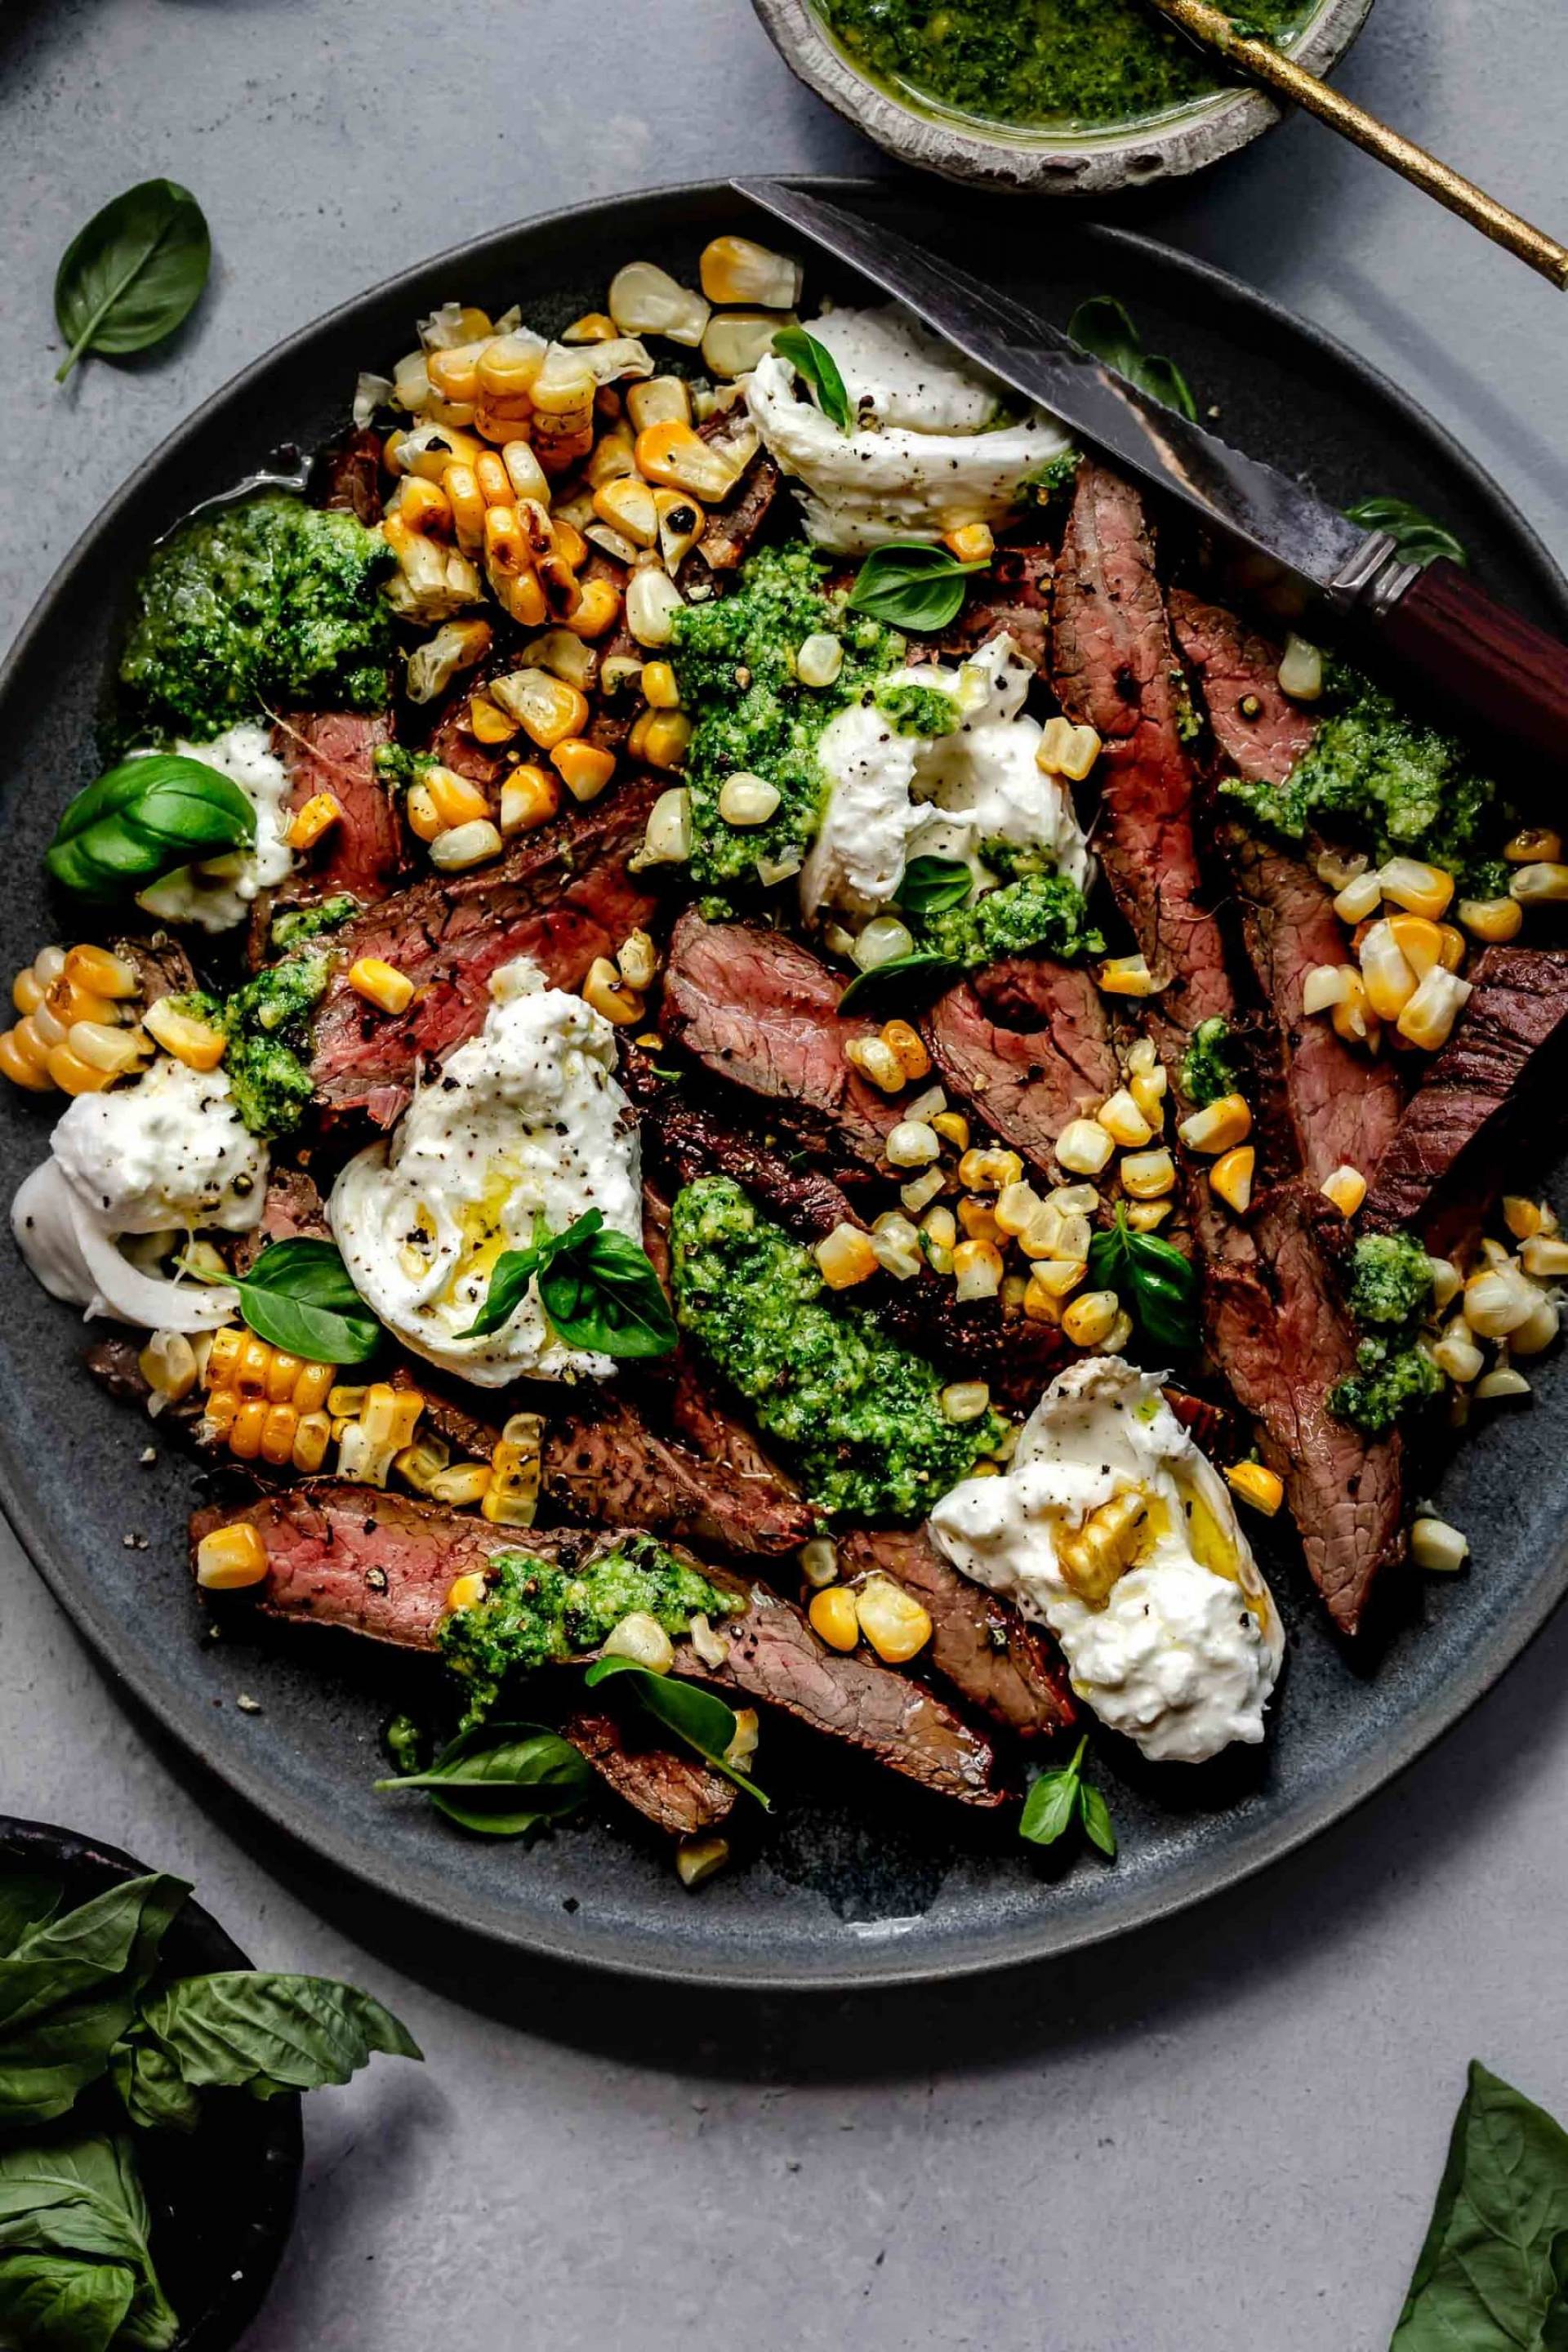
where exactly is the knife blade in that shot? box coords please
[733,177,1568,772]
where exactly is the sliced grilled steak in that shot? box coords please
[562,1709,737,1837]
[309,777,661,1124]
[193,1486,1004,1803]
[925,964,1118,1179]
[1170,590,1405,1188]
[649,1094,862,1244]
[539,1389,818,1558]
[662,910,902,1169]
[232,1160,330,1274]
[270,711,404,915]
[311,427,385,525]
[112,933,194,1005]
[933,543,1053,671]
[1362,946,1568,1245]
[837,1527,1076,1744]
[696,453,782,572]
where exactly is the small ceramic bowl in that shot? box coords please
[751,0,1375,196]
[0,1818,302,2352]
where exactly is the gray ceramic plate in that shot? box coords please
[2,179,1565,1993]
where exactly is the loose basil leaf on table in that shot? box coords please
[1344,496,1469,572]
[460,1208,676,1358]
[1018,1736,1116,1860]
[1067,295,1198,425]
[111,1974,420,2125]
[837,950,963,1014]
[583,1656,770,1808]
[847,541,989,632]
[771,325,852,430]
[0,1874,189,2132]
[54,180,211,385]
[895,855,973,919]
[1087,1205,1199,1355]
[229,1239,381,1365]
[375,1722,595,1839]
[0,2132,178,2350]
[45,755,254,901]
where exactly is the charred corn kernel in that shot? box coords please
[562,311,616,344]
[1123,1147,1178,1200]
[1330,971,1375,1045]
[699,234,803,309]
[394,475,454,537]
[640,659,680,708]
[870,1213,922,1281]
[286,791,343,852]
[929,1110,970,1152]
[1276,635,1324,700]
[1098,1088,1155,1149]
[1379,857,1454,920]
[500,440,550,508]
[608,261,709,345]
[1321,1164,1367,1217]
[1523,1233,1568,1278]
[359,1384,423,1450]
[202,1388,239,1441]
[427,1463,493,1509]
[1036,715,1102,782]
[956,1197,1004,1244]
[430,820,504,872]
[625,567,685,648]
[63,945,137,999]
[1226,1462,1284,1516]
[942,521,995,564]
[593,474,659,546]
[256,1401,296,1468]
[675,1834,731,1889]
[1124,1200,1174,1232]
[564,576,621,639]
[1058,1491,1147,1605]
[815,1223,879,1290]
[140,996,228,1071]
[626,376,693,432]
[1,1030,54,1090]
[1022,1272,1065,1322]
[953,1237,1004,1301]
[1503,1195,1543,1241]
[204,1327,244,1388]
[489,668,589,748]
[348,957,416,1017]
[551,738,617,803]
[1177,1093,1251,1154]
[196,1523,270,1591]
[482,1432,542,1527]
[885,1120,940,1169]
[385,423,484,481]
[1096,955,1156,998]
[959,1147,1024,1192]
[499,764,562,835]
[467,693,519,746]
[844,1035,907,1094]
[1511,861,1568,904]
[445,1571,489,1615]
[854,1574,934,1664]
[1397,966,1472,1049]
[11,971,43,1017]
[293,1362,335,1414]
[67,1021,144,1076]
[808,1586,861,1651]
[229,1397,269,1460]
[47,1043,112,1094]
[900,1169,945,1217]
[140,1330,198,1403]
[1387,913,1447,980]
[234,1334,273,1392]
[1209,1145,1255,1213]
[938,1379,991,1425]
[1506,827,1562,864]
[1128,1071,1166,1131]
[634,421,737,501]
[1334,870,1383,924]
[1302,964,1354,1016]
[581,956,644,1026]
[1062,1289,1121,1349]
[1358,919,1419,1020]
[1477,1366,1532,1401]
[994,1182,1043,1239]
[586,424,638,488]
[406,784,443,842]
[291,1411,330,1474]
[424,765,492,829]
[443,463,487,553]
[631,710,693,773]
[1411,1516,1468,1573]
[1056,1118,1116,1177]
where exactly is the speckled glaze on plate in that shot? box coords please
[1,179,1566,1993]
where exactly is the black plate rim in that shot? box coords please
[2,174,1566,1994]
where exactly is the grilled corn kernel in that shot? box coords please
[1057,1491,1147,1606]
[1098,1089,1155,1150]
[1276,634,1324,700]
[880,1018,930,1082]
[617,929,659,993]
[1321,1164,1367,1218]
[1510,861,1568,904]
[900,1169,946,1217]
[844,1035,907,1094]
[561,311,617,345]
[581,956,644,1026]
[7,1018,51,1076]
[1302,963,1354,1015]
[639,658,680,710]
[1503,1194,1542,1241]
[635,785,693,867]
[959,1147,1024,1192]
[939,1379,991,1424]
[68,1021,145,1077]
[1379,857,1454,920]
[608,261,709,345]
[1097,955,1156,998]
[1334,870,1384,924]
[564,575,620,639]
[355,1384,422,1450]
[634,421,737,501]
[1056,1118,1116,1177]
[348,957,416,1017]
[1358,918,1419,1020]
[1396,967,1472,1050]
[1124,1200,1174,1232]
[994,1181,1043,1239]
[935,519,990,564]
[854,1575,933,1664]
[285,791,343,853]
[1226,1461,1284,1516]
[1386,913,1447,981]
[195,1524,270,1591]
[237,1334,276,1394]
[715,769,777,826]
[1036,715,1102,782]
[929,1111,970,1152]
[140,1330,198,1403]
[498,765,562,835]
[405,784,443,843]
[885,1119,940,1169]
[255,1401,296,1468]
[141,996,227,1071]
[421,764,489,831]
[653,488,705,571]
[488,666,589,750]
[1521,1234,1568,1279]
[430,819,504,872]
[631,710,693,773]
[1022,1272,1065,1322]
[445,1570,489,1614]
[47,1042,112,1094]
[626,376,693,433]
[291,1411,331,1474]
[551,738,617,803]
[699,234,803,309]
[229,1397,269,1459]
[808,1586,861,1652]
[63,945,137,999]
[593,474,660,547]
[466,693,519,747]
[795,631,844,689]
[1505,827,1562,864]
[675,1834,731,1889]
[625,567,685,648]
[954,1237,1004,1301]
[1456,893,1523,943]
[1209,1144,1255,1213]
[1476,1367,1532,1401]
[957,1197,1004,1246]
[816,1223,879,1289]
[1122,1147,1178,1200]
[204,1327,244,1388]
[1062,1289,1120,1349]
[1177,1093,1252,1154]
[1330,971,1376,1045]
[428,1463,493,1509]
[1410,1516,1469,1574]
[482,1436,542,1527]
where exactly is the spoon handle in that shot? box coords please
[1147,0,1568,289]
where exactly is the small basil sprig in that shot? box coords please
[838,950,962,1014]
[0,2133,177,2350]
[375,1722,595,1839]
[1392,2061,1568,2348]
[1019,1737,1116,1859]
[46,755,254,900]
[54,180,211,384]
[847,541,989,632]
[584,1657,770,1808]
[1345,496,1468,572]
[459,1208,676,1358]
[110,1974,420,2133]
[895,855,973,918]
[1087,1205,1199,1355]
[1068,295,1197,424]
[228,1239,381,1365]
[772,326,852,430]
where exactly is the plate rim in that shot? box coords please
[2,173,1566,1994]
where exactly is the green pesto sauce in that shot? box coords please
[179,950,330,1140]
[874,679,959,737]
[372,743,436,792]
[1221,659,1504,887]
[269,893,358,952]
[119,492,394,743]
[670,1177,1007,1520]
[922,869,1102,966]
[1181,1017,1241,1109]
[671,544,905,894]
[1329,1232,1441,1437]
[437,1538,740,1727]
[816,0,1310,133]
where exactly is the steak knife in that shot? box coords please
[733,177,1568,771]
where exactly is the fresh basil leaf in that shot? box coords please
[1018,1767,1080,1848]
[1345,496,1468,572]
[1392,2061,1568,2350]
[896,856,973,918]
[231,1239,381,1365]
[1078,1782,1118,1860]
[375,1721,595,1838]
[847,541,989,633]
[0,2251,137,2352]
[458,1209,599,1340]
[46,755,253,901]
[1068,296,1198,424]
[0,2135,176,2351]
[0,1875,189,2131]
[54,180,210,383]
[461,1210,675,1359]
[1543,2231,1568,2351]
[109,2036,201,2136]
[124,1974,421,2113]
[0,1878,65,1960]
[772,326,852,430]
[584,1658,770,1808]
[1087,1206,1199,1355]
[837,951,962,1014]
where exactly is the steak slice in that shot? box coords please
[650,1094,865,1245]
[925,964,1118,1179]
[930,544,1053,672]
[270,711,404,913]
[561,1708,737,1837]
[193,1486,1004,1804]
[232,1159,330,1274]
[662,910,902,1169]
[696,453,782,572]
[838,1527,1076,1744]
[311,427,385,525]
[1169,590,1405,1188]
[309,776,661,1124]
[539,1390,818,1559]
[1362,946,1568,1245]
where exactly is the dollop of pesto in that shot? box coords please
[873,678,959,738]
[1329,1231,1442,1437]
[176,949,330,1140]
[1221,659,1503,885]
[670,1177,1008,1519]
[269,893,358,952]
[438,1538,741,1727]
[1181,1017,1241,1109]
[921,869,1102,967]
[671,544,905,893]
[119,492,394,742]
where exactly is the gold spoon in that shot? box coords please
[1144,0,1568,289]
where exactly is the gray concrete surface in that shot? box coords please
[2,1,1567,2343]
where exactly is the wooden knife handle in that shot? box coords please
[1377,558,1568,769]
